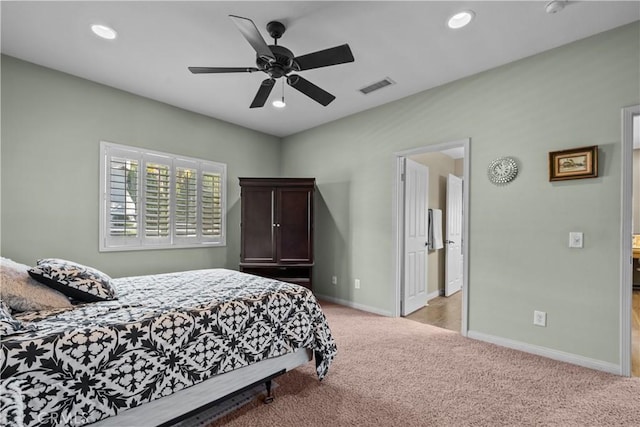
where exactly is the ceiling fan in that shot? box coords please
[189,15,355,108]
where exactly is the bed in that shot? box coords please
[0,263,337,427]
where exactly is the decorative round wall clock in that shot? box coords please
[488,156,518,185]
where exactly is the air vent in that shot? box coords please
[359,77,395,95]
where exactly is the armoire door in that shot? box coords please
[277,187,313,263]
[241,187,277,263]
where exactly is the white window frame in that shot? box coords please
[99,141,226,251]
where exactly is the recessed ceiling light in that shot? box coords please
[91,24,117,40]
[447,11,475,29]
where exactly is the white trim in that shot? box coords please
[620,104,638,377]
[461,143,470,337]
[315,293,393,317]
[98,241,226,252]
[467,330,621,375]
[391,138,470,338]
[391,155,405,319]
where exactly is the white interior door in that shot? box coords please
[402,158,429,315]
[445,173,463,296]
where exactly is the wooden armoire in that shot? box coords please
[239,178,315,290]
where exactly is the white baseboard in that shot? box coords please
[426,290,440,302]
[316,290,440,316]
[467,330,621,375]
[314,293,393,317]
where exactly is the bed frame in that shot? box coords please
[90,348,312,426]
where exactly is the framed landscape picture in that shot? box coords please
[548,145,598,181]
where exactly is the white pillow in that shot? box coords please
[0,257,72,312]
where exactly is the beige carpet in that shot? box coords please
[210,301,640,426]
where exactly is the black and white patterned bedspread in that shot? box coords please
[0,269,337,427]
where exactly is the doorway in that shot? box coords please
[392,139,470,336]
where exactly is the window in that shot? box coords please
[100,141,226,251]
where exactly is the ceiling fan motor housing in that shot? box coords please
[256,45,299,78]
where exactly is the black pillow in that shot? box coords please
[29,258,117,302]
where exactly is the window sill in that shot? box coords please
[99,241,226,252]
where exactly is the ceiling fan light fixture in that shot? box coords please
[447,11,475,29]
[273,79,286,108]
[91,24,117,40]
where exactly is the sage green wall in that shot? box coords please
[281,23,640,365]
[1,55,280,278]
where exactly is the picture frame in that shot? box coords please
[548,145,598,181]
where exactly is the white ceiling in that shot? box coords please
[2,1,638,138]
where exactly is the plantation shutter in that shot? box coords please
[201,167,224,243]
[143,154,171,245]
[174,160,199,242]
[100,141,226,251]
[103,145,142,248]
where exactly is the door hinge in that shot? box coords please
[401,173,405,182]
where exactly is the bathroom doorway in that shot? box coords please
[393,139,469,335]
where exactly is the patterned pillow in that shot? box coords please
[1,257,73,312]
[28,259,117,302]
[0,300,30,335]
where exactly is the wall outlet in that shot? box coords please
[569,232,583,248]
[354,279,361,289]
[533,310,547,327]
[331,275,337,285]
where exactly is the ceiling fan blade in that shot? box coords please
[294,44,354,71]
[229,15,275,63]
[287,75,336,106]
[250,79,276,108]
[189,67,259,74]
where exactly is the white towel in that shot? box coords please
[428,209,444,250]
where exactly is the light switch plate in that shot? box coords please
[534,310,547,327]
[569,232,583,248]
